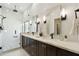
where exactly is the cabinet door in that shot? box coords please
[22,36,24,48]
[38,41,46,56]
[28,38,37,56]
[22,36,26,49]
[24,37,30,54]
[46,44,56,56]
[22,37,38,56]
[56,48,79,56]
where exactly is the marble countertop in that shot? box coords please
[21,33,79,54]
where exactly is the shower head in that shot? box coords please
[13,9,18,12]
[13,5,18,13]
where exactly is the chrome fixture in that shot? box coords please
[36,15,39,32]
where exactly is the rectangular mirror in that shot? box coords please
[23,16,37,33]
[54,18,61,35]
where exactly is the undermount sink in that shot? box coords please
[34,35,40,38]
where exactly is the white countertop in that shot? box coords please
[21,33,79,54]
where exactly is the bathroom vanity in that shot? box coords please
[21,33,79,56]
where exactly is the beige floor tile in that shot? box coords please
[0,48,30,56]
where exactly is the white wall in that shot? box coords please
[37,6,60,37]
[37,4,79,41]
[22,3,79,41]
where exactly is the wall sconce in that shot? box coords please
[37,18,40,24]
[29,20,32,25]
[36,18,40,32]
[43,16,47,24]
[75,9,79,19]
[60,8,67,20]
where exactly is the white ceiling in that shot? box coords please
[0,3,59,15]
[1,3,79,22]
[0,3,79,16]
[0,3,33,13]
[30,3,59,16]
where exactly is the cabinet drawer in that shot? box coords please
[38,41,46,56]
[46,44,56,56]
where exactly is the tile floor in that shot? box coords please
[0,48,30,56]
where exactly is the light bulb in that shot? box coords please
[29,20,32,25]
[37,18,40,23]
[43,16,46,21]
[61,8,66,17]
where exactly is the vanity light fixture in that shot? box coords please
[43,16,47,24]
[75,9,79,19]
[29,20,32,25]
[36,15,40,32]
[61,8,67,20]
[37,18,40,24]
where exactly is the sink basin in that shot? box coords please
[35,35,40,38]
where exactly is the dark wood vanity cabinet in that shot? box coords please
[22,36,26,49]
[24,37,38,56]
[21,36,79,56]
[56,48,79,56]
[38,41,47,56]
[46,44,56,56]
